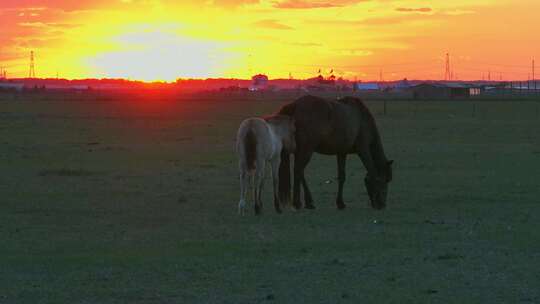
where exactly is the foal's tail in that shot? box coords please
[278,149,291,205]
[244,128,257,171]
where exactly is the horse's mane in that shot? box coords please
[338,96,388,167]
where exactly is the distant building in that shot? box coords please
[302,74,336,91]
[394,78,411,90]
[354,82,380,91]
[0,82,24,92]
[250,74,269,91]
[411,83,482,100]
[44,84,89,91]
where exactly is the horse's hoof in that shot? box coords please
[254,205,262,215]
[337,203,346,210]
[304,203,316,210]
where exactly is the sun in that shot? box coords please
[87,30,238,82]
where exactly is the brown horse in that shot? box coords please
[278,95,393,210]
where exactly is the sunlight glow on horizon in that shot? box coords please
[86,30,239,81]
[1,0,539,81]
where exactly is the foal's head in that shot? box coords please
[265,115,296,153]
[364,160,393,210]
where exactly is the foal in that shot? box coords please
[236,115,295,215]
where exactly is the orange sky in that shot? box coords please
[1,0,539,81]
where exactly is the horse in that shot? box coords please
[235,115,296,215]
[277,95,393,210]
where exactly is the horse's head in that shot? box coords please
[364,160,393,210]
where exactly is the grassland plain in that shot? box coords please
[1,94,540,304]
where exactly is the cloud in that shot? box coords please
[288,41,322,47]
[273,0,364,9]
[396,7,432,13]
[353,11,441,27]
[0,1,108,12]
[443,9,475,16]
[17,21,80,28]
[16,37,63,48]
[0,52,25,62]
[205,0,260,8]
[333,48,372,56]
[252,19,293,30]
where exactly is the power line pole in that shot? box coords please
[533,58,536,91]
[444,53,451,81]
[379,68,383,82]
[29,51,36,78]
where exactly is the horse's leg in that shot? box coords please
[270,157,282,214]
[336,153,347,210]
[301,177,314,209]
[278,150,291,205]
[254,160,266,215]
[238,169,248,215]
[294,149,314,209]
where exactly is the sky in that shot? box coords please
[1,0,539,81]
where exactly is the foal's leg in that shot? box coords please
[253,160,266,215]
[336,153,347,210]
[238,170,249,215]
[270,157,282,214]
[294,149,314,209]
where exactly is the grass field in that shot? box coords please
[1,94,540,303]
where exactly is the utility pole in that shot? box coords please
[29,51,36,78]
[444,53,451,81]
[533,58,536,91]
[379,68,383,82]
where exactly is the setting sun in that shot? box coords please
[87,30,237,81]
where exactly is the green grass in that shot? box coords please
[1,95,539,303]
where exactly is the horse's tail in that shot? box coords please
[244,128,257,172]
[278,149,291,205]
